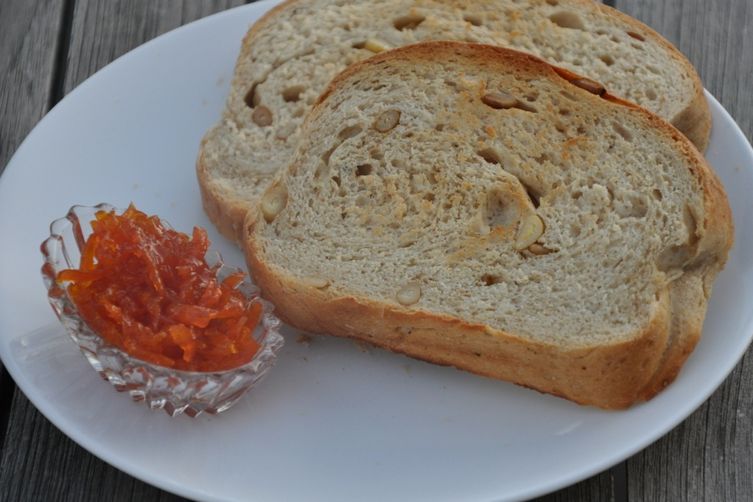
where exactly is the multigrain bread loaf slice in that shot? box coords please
[198,0,711,243]
[243,42,733,409]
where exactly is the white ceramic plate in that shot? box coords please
[1,2,752,500]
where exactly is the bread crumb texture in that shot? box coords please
[255,43,727,347]
[200,0,705,241]
[247,43,731,408]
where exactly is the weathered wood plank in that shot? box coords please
[612,1,753,501]
[626,356,753,501]
[0,0,65,173]
[0,390,187,502]
[0,2,244,501]
[0,0,66,456]
[62,0,247,92]
[535,466,621,502]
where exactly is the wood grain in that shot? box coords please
[613,1,753,501]
[0,0,66,455]
[62,0,248,92]
[0,0,65,173]
[0,2,245,501]
[536,467,621,502]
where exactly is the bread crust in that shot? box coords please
[198,0,712,245]
[197,124,248,243]
[244,42,733,409]
[247,243,672,409]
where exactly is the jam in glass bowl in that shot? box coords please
[41,203,284,417]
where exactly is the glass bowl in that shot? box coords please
[40,203,284,417]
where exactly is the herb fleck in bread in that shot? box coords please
[198,0,711,243]
[244,42,732,409]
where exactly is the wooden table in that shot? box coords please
[1,1,750,500]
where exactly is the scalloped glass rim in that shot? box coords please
[40,203,284,417]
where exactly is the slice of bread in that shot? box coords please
[198,0,711,243]
[243,42,733,409]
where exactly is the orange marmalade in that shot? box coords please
[57,205,261,371]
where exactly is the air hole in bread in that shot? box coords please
[546,0,559,5]
[646,65,661,75]
[652,189,663,201]
[559,108,571,116]
[486,188,520,228]
[463,14,483,26]
[570,223,582,237]
[560,90,577,101]
[627,31,645,41]
[610,35,620,43]
[351,41,366,49]
[658,209,701,269]
[549,11,585,30]
[424,192,435,202]
[658,245,692,272]
[477,148,501,164]
[534,153,550,165]
[646,88,657,100]
[281,85,305,102]
[599,54,615,66]
[612,122,633,142]
[435,123,445,132]
[481,274,502,286]
[243,83,261,109]
[684,205,700,242]
[338,124,363,140]
[355,195,368,207]
[393,14,425,31]
[369,147,384,160]
[523,184,541,208]
[615,193,648,218]
[356,164,373,176]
